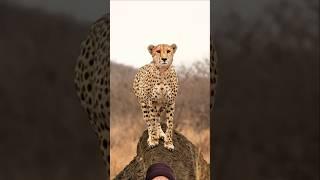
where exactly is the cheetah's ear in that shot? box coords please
[148,45,155,55]
[171,44,177,53]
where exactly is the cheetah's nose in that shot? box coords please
[161,58,167,62]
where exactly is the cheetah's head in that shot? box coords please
[148,44,177,71]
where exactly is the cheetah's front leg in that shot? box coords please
[164,103,175,151]
[141,102,158,148]
[147,103,160,148]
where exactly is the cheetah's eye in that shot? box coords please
[167,50,171,53]
[156,50,160,53]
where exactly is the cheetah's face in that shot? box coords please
[148,44,177,70]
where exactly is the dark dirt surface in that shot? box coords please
[115,126,210,180]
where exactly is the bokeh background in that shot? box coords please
[212,0,319,179]
[0,0,107,179]
[0,0,318,180]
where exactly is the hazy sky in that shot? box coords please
[110,0,210,68]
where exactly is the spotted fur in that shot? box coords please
[133,44,178,151]
[74,15,110,176]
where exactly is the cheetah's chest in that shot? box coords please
[149,77,172,106]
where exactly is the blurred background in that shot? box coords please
[0,0,107,179]
[213,0,319,180]
[0,0,318,180]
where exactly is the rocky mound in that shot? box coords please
[114,126,210,180]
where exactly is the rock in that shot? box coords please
[114,125,210,180]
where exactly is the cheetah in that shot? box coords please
[133,44,178,151]
[74,14,110,176]
[73,13,218,176]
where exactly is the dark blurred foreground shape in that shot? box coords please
[0,3,105,179]
[114,124,210,180]
[212,0,319,180]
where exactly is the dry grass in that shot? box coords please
[177,124,210,162]
[110,116,210,179]
[110,117,143,179]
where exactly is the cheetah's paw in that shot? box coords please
[147,137,159,148]
[164,142,174,151]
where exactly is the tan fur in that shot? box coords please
[133,44,178,150]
